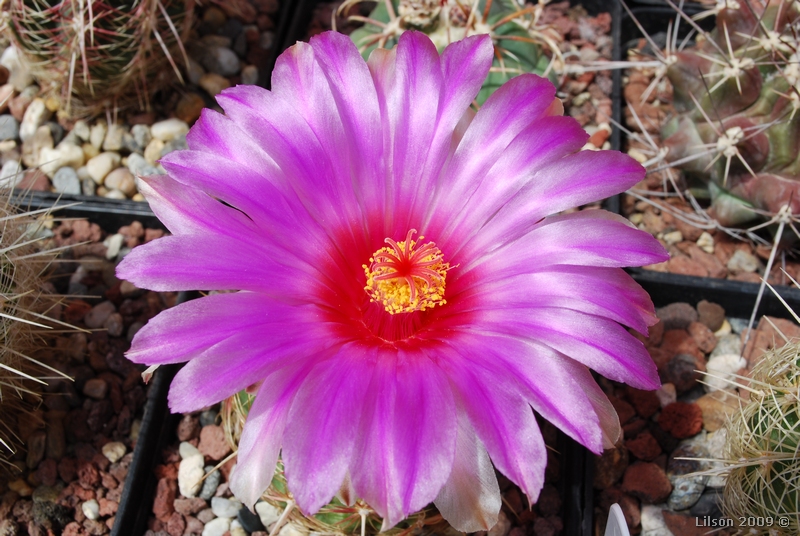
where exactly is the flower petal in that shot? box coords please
[282,345,375,515]
[350,349,457,529]
[230,362,314,508]
[167,320,340,413]
[437,343,546,501]
[433,413,501,533]
[447,265,658,334]
[471,306,659,390]
[460,210,669,277]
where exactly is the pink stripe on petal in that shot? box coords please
[447,266,657,334]
[230,362,314,508]
[437,344,546,502]
[563,360,622,449]
[460,152,646,258]
[167,325,339,413]
[350,349,457,529]
[282,344,376,515]
[126,292,317,365]
[425,74,558,231]
[459,210,668,277]
[117,235,326,297]
[433,413,500,533]
[473,307,659,390]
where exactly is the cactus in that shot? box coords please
[648,0,800,226]
[2,0,195,119]
[722,338,800,534]
[340,0,561,104]
[0,185,67,469]
[221,390,446,535]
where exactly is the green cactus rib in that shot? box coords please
[657,0,800,226]
[6,0,193,118]
[343,0,558,105]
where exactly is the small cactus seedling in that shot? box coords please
[2,0,195,119]
[722,337,800,534]
[630,0,800,227]
[339,0,562,104]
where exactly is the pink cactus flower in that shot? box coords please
[118,30,668,531]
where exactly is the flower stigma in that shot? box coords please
[363,229,450,314]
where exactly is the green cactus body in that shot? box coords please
[5,0,194,119]
[658,0,800,226]
[723,341,800,534]
[346,0,557,104]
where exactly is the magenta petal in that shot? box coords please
[460,210,669,278]
[448,266,657,334]
[167,321,339,413]
[282,345,375,515]
[473,307,659,390]
[350,350,457,528]
[126,292,302,365]
[433,413,500,532]
[438,344,546,501]
[230,363,312,508]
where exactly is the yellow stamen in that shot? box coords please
[363,229,450,314]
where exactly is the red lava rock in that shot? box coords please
[660,329,703,361]
[667,255,708,277]
[100,472,118,489]
[144,228,164,243]
[625,387,660,419]
[64,301,93,323]
[36,458,58,487]
[609,396,636,425]
[626,431,662,461]
[697,300,726,332]
[659,402,704,439]
[98,498,118,516]
[62,522,86,536]
[82,518,106,535]
[665,353,704,393]
[621,461,673,503]
[198,424,231,461]
[176,414,201,442]
[594,445,629,489]
[154,463,178,480]
[166,511,185,536]
[152,477,176,521]
[77,460,100,489]
[622,418,648,439]
[688,321,717,353]
[173,497,207,516]
[58,457,77,482]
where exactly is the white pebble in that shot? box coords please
[640,504,673,535]
[0,46,34,90]
[663,230,683,245]
[202,517,231,536]
[90,122,107,149]
[697,231,714,254]
[86,152,121,184]
[179,441,201,459]
[151,118,189,142]
[19,98,50,142]
[40,142,85,177]
[101,441,126,463]
[211,496,242,519]
[0,159,23,188]
[104,234,125,260]
[82,499,100,520]
[278,523,308,536]
[705,354,747,392]
[255,501,282,527]
[178,453,205,498]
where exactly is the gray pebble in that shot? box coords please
[667,443,708,511]
[238,506,266,533]
[131,124,152,151]
[161,134,188,156]
[0,114,20,141]
[211,496,242,519]
[728,317,749,334]
[201,45,241,76]
[259,32,275,50]
[200,408,218,426]
[710,333,742,359]
[199,467,221,501]
[81,177,96,196]
[52,167,81,195]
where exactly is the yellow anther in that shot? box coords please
[363,229,450,314]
